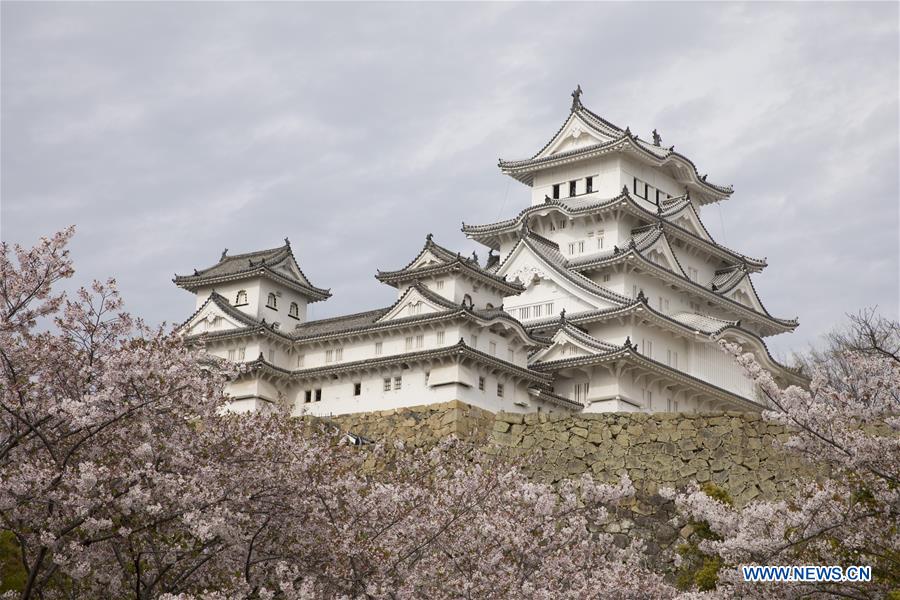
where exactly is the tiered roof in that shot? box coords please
[174,240,331,302]
[463,188,766,271]
[497,87,733,205]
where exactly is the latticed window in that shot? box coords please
[266,293,277,309]
[289,302,299,318]
[235,290,248,305]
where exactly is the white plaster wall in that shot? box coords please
[531,155,621,205]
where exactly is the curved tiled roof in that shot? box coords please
[243,338,552,385]
[174,241,331,302]
[499,108,733,201]
[376,234,524,294]
[462,190,766,269]
[500,231,632,306]
[530,346,765,411]
[564,229,797,333]
[175,291,263,332]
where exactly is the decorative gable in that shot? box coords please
[375,285,458,323]
[536,113,614,160]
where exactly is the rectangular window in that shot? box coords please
[489,341,497,356]
[674,400,680,412]
[405,336,413,351]
[436,279,444,290]
[470,334,478,348]
[633,176,639,195]
[603,274,611,283]
[238,347,246,360]
[268,349,275,363]
[394,376,402,390]
[568,242,575,255]
[667,349,672,366]
[383,378,392,392]
[552,184,560,199]
[574,382,590,403]
[375,342,382,355]
[545,302,554,315]
[335,348,343,362]
[497,383,504,397]
[674,352,679,369]
[658,296,664,310]
[642,340,653,357]
[354,382,361,396]
[325,349,333,363]
[478,376,485,391]
[415,334,424,348]
[647,184,655,200]
[578,241,584,253]
[305,390,312,403]
[315,389,322,402]
[227,349,236,361]
[656,189,662,203]
[520,306,530,319]
[569,180,577,197]
[549,221,556,232]
[534,304,542,318]
[667,398,672,412]
[508,348,514,362]
[559,220,567,229]
[297,354,304,368]
[586,176,593,193]
[436,331,445,345]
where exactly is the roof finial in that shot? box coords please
[624,335,632,348]
[701,174,708,181]
[624,126,632,137]
[652,129,662,146]
[471,250,478,264]
[637,289,647,303]
[220,248,228,261]
[284,237,291,247]
[570,84,583,112]
[622,184,629,196]
[426,232,433,243]
[668,145,675,152]
[559,308,567,323]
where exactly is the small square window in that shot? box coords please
[383,378,391,392]
[436,331,445,345]
[478,376,485,391]
[305,390,312,403]
[394,376,402,390]
[569,181,577,196]
[497,383,504,397]
[354,382,361,396]
[552,184,560,199]
[375,341,383,355]
[314,389,322,402]
[586,176,593,193]
[415,334,424,348]
[489,341,497,356]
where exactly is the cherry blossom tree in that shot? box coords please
[1,229,678,599]
[667,327,900,599]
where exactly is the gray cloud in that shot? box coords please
[2,2,897,359]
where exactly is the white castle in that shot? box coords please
[175,88,803,416]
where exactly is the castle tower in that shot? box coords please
[463,87,804,412]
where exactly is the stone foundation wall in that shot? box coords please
[489,411,824,506]
[322,400,496,447]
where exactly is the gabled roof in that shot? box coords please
[176,291,262,333]
[522,298,802,385]
[376,234,524,295]
[559,225,795,332]
[462,189,766,270]
[174,240,331,302]
[243,338,553,385]
[375,282,463,323]
[497,89,733,204]
[495,227,632,308]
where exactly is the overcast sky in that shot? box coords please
[2,2,898,358]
